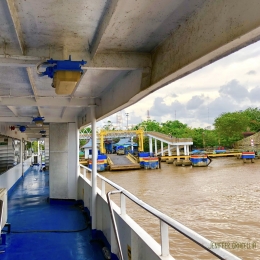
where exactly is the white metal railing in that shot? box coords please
[79,164,241,260]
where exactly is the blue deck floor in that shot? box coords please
[0,166,105,260]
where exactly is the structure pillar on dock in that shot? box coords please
[176,145,180,161]
[161,142,164,156]
[168,144,172,156]
[155,139,157,155]
[176,145,180,156]
[149,137,153,155]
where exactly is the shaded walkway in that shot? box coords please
[0,166,104,260]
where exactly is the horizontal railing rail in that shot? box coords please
[146,131,193,143]
[79,164,241,260]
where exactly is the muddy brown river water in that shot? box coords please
[98,157,260,260]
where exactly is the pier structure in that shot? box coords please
[145,131,193,157]
[99,129,144,154]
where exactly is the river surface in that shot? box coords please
[98,157,260,260]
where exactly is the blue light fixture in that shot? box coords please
[19,126,26,132]
[38,55,87,95]
[32,116,45,127]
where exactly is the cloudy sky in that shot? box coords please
[100,40,260,130]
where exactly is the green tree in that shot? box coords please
[102,120,115,130]
[134,120,161,132]
[161,120,188,137]
[242,107,260,132]
[31,141,44,153]
[214,111,250,146]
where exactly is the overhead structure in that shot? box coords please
[0,1,260,138]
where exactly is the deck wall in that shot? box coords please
[0,158,31,191]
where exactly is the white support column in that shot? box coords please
[184,145,187,155]
[168,144,172,156]
[120,193,126,216]
[187,145,190,155]
[101,180,106,198]
[84,148,89,159]
[176,145,180,156]
[149,137,153,155]
[91,105,97,230]
[131,136,133,152]
[161,141,164,156]
[21,138,24,176]
[154,139,157,156]
[37,140,39,162]
[160,221,169,257]
[76,128,80,177]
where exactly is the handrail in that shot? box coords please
[0,200,4,254]
[106,190,124,260]
[79,164,241,260]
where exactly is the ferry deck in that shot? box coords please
[0,0,259,259]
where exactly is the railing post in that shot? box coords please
[160,220,169,257]
[83,167,86,178]
[120,193,126,216]
[90,103,97,230]
[161,141,164,156]
[101,180,106,198]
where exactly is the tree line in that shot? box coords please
[80,107,260,150]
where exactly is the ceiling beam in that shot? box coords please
[7,106,19,117]
[0,96,89,107]
[0,116,75,123]
[0,55,43,67]
[6,0,26,55]
[87,52,151,71]
[26,68,43,117]
[79,70,143,127]
[0,52,151,70]
[60,70,88,118]
[89,0,119,58]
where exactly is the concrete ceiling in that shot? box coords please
[1,0,260,139]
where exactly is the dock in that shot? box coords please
[161,152,243,161]
[108,154,141,171]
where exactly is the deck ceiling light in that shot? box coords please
[19,125,26,132]
[37,55,86,95]
[32,117,45,127]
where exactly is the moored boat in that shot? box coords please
[190,154,212,167]
[241,151,255,163]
